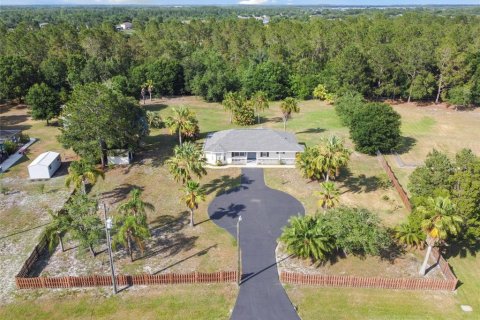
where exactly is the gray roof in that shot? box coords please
[203,129,304,153]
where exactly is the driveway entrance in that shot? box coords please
[208,168,304,320]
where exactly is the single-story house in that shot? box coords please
[28,151,61,179]
[203,128,304,166]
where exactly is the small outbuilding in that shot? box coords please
[107,149,133,165]
[28,151,61,179]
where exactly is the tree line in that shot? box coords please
[1,10,479,108]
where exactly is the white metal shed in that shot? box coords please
[28,151,61,179]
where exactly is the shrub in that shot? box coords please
[349,102,401,154]
[334,91,365,126]
[3,140,18,155]
[325,207,393,257]
[280,207,393,262]
[19,133,30,144]
[146,111,163,129]
[233,104,256,126]
[378,173,392,190]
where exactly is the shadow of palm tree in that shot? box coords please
[204,175,243,196]
[101,184,145,204]
[296,128,326,134]
[210,203,246,220]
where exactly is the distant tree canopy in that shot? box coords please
[58,83,147,166]
[0,8,479,106]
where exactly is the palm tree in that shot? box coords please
[280,215,334,262]
[316,136,351,181]
[43,209,71,253]
[315,181,340,212]
[112,214,150,262]
[296,146,323,181]
[181,180,206,227]
[394,222,425,249]
[280,97,299,131]
[222,92,241,124]
[145,79,154,101]
[250,91,269,124]
[118,188,154,218]
[417,197,463,275]
[166,142,207,184]
[165,106,198,145]
[65,159,105,194]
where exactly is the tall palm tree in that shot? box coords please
[166,142,207,184]
[165,106,197,145]
[65,159,105,194]
[112,214,150,262]
[280,97,300,131]
[394,222,425,249]
[181,180,206,227]
[118,188,154,218]
[145,79,154,101]
[417,197,463,275]
[315,181,340,212]
[222,92,241,124]
[280,215,334,262]
[250,91,269,124]
[44,209,71,253]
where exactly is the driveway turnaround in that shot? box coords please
[208,168,304,320]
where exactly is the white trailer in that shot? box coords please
[28,151,61,179]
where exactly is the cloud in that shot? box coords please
[239,0,269,5]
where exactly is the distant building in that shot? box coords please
[238,15,270,25]
[28,151,61,179]
[39,22,49,28]
[116,22,133,31]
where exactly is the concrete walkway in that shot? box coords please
[208,168,304,320]
[0,138,36,172]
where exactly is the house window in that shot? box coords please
[232,152,246,157]
[276,152,286,155]
[260,152,269,157]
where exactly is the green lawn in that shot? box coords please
[286,286,465,320]
[0,284,236,320]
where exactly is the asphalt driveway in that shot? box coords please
[208,168,304,320]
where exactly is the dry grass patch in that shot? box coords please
[277,243,444,279]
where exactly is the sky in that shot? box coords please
[1,0,479,6]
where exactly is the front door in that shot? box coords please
[247,152,257,161]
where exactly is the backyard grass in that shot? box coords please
[0,284,237,320]
[285,286,464,320]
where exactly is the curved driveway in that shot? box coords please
[208,168,304,320]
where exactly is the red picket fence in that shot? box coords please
[280,247,458,292]
[16,271,237,289]
[280,271,457,291]
[376,151,412,212]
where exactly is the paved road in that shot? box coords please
[208,168,304,320]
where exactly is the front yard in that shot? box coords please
[1,98,480,319]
